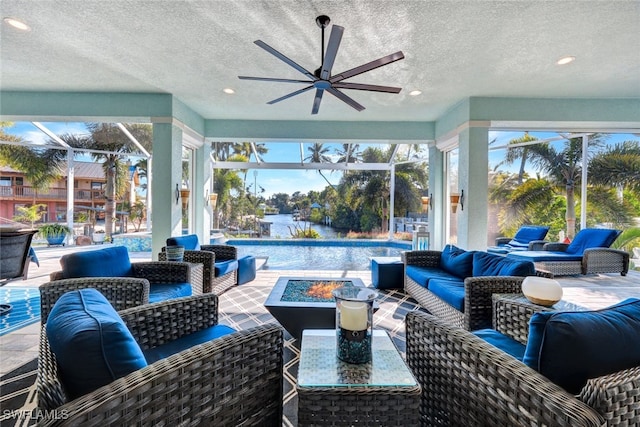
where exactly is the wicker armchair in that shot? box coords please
[39,277,150,323]
[49,246,204,300]
[406,311,640,426]
[37,294,284,426]
[160,236,238,295]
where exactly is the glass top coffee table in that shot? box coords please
[296,329,421,426]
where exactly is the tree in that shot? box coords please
[77,123,152,238]
[500,134,607,238]
[0,123,67,197]
[304,143,336,190]
[12,204,47,228]
[588,141,640,193]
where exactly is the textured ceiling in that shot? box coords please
[1,0,639,122]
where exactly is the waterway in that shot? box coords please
[262,214,339,239]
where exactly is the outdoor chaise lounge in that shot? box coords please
[406,305,640,426]
[159,234,239,295]
[486,225,550,255]
[506,228,629,276]
[0,228,37,285]
[37,290,284,426]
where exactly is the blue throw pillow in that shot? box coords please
[60,246,133,279]
[440,245,475,279]
[511,226,549,245]
[472,251,535,277]
[523,298,640,394]
[46,289,147,399]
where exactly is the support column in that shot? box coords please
[428,146,445,249]
[66,150,75,245]
[151,122,183,259]
[457,126,489,250]
[194,142,212,243]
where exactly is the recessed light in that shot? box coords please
[223,88,235,94]
[556,56,576,65]
[409,90,422,96]
[3,17,30,31]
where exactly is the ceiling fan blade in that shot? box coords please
[320,25,344,80]
[332,82,402,93]
[327,88,365,112]
[254,40,317,80]
[239,76,313,84]
[312,89,324,114]
[266,85,314,105]
[330,51,405,83]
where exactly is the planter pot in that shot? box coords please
[165,245,185,262]
[46,235,66,247]
[92,232,106,244]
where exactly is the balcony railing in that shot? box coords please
[0,185,105,201]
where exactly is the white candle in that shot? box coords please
[339,301,369,330]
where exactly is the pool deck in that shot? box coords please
[1,244,638,375]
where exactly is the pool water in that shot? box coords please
[229,239,409,270]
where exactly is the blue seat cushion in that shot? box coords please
[506,251,583,263]
[472,251,535,277]
[428,279,465,312]
[405,265,460,288]
[564,228,620,255]
[486,246,511,255]
[511,226,550,246]
[46,289,147,399]
[523,298,640,394]
[237,255,257,285]
[143,324,236,364]
[440,245,475,279]
[473,329,526,360]
[148,282,192,303]
[60,246,133,278]
[214,259,238,277]
[167,234,200,250]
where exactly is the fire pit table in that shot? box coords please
[264,276,376,341]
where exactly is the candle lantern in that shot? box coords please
[412,226,430,250]
[332,286,377,364]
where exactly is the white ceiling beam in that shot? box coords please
[388,143,400,165]
[250,142,262,164]
[213,161,392,171]
[299,143,304,165]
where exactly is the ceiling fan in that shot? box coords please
[239,15,405,114]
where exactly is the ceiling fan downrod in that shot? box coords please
[315,15,331,79]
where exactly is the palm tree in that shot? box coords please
[304,143,336,190]
[335,143,361,164]
[0,122,68,199]
[501,134,607,238]
[59,123,152,237]
[588,141,640,193]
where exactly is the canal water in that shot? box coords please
[262,214,339,239]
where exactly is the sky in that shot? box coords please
[3,122,637,198]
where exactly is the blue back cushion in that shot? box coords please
[214,259,239,277]
[565,228,620,255]
[60,246,132,279]
[46,289,147,399]
[440,245,475,279]
[472,251,535,277]
[511,226,549,245]
[523,298,640,394]
[167,234,200,250]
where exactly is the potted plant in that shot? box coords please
[92,229,106,244]
[38,223,72,247]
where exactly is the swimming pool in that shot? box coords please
[227,239,411,270]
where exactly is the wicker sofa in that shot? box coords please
[403,246,541,330]
[37,293,284,426]
[406,310,640,426]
